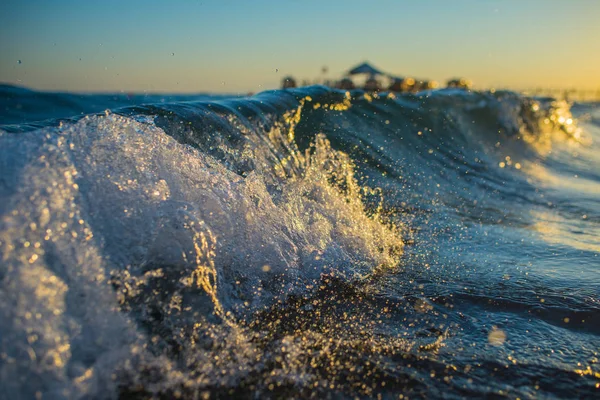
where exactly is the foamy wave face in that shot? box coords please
[0,112,402,397]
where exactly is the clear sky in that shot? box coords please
[1,0,599,93]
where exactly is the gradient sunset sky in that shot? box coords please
[1,0,599,93]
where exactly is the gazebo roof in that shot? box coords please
[348,62,385,76]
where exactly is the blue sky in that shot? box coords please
[1,0,599,93]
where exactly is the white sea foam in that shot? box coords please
[0,112,402,398]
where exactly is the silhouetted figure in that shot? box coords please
[388,77,415,93]
[364,75,381,91]
[282,76,297,89]
[447,78,472,89]
[337,78,355,90]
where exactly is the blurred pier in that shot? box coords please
[520,88,600,102]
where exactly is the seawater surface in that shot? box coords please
[1,84,599,399]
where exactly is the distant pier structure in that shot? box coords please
[280,61,600,101]
[285,61,444,93]
[522,87,600,101]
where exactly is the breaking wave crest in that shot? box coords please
[0,98,403,398]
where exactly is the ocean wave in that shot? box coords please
[1,86,598,399]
